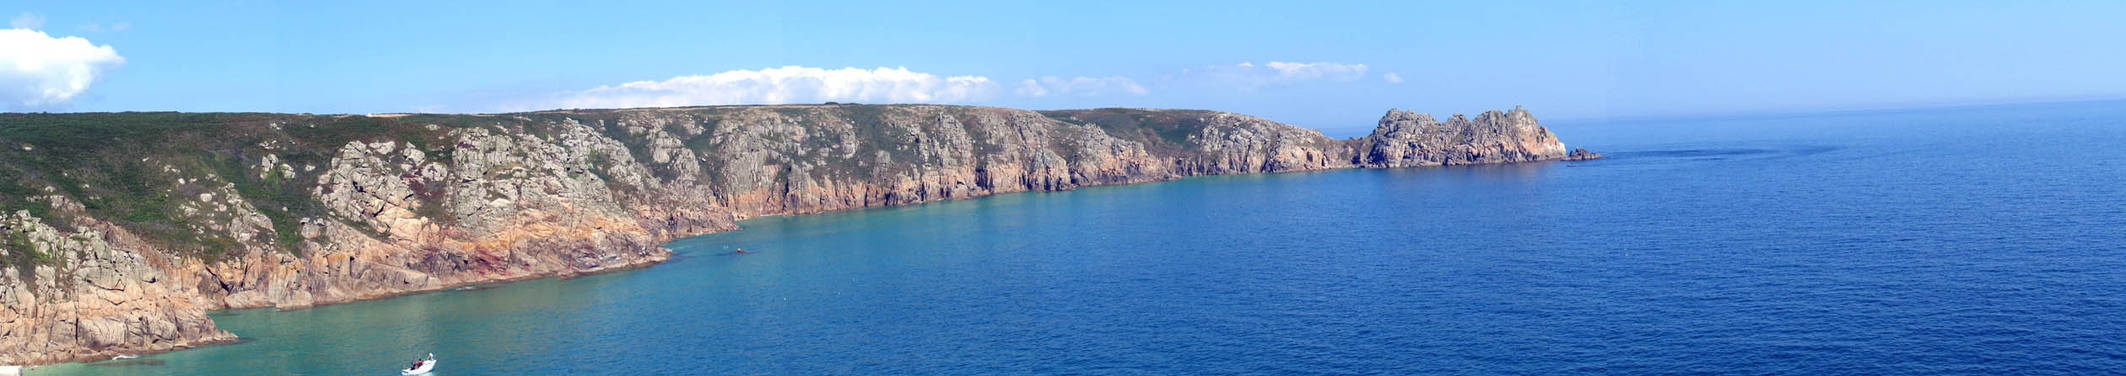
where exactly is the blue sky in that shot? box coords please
[5,0,2124,133]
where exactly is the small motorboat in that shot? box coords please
[401,353,436,375]
[110,354,138,360]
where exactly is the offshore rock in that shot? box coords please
[1566,148,1605,161]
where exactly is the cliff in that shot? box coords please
[0,105,1578,365]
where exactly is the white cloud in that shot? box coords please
[1262,61,1369,81]
[1383,72,1404,84]
[9,13,43,29]
[0,28,125,109]
[1015,76,1147,97]
[1191,61,1369,90]
[545,66,998,110]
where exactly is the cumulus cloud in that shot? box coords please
[1015,76,1147,97]
[1383,72,1404,84]
[545,66,998,110]
[9,13,43,29]
[0,28,125,110]
[1188,61,1370,90]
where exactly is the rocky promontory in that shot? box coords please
[0,105,1583,365]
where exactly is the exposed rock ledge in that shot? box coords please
[0,105,1585,365]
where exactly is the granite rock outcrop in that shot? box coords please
[0,104,1582,365]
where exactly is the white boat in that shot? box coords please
[401,353,436,375]
[110,354,138,360]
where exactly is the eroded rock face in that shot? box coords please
[0,211,234,365]
[1355,106,1569,167]
[0,105,1585,365]
[1180,112,1351,175]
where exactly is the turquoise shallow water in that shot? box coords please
[32,100,2126,375]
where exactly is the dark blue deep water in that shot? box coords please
[36,100,2126,375]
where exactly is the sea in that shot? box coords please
[32,99,2126,375]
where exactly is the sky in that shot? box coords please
[4,0,2124,133]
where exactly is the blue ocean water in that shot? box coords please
[34,100,2126,375]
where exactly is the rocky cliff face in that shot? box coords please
[0,104,1578,365]
[1355,106,1568,167]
